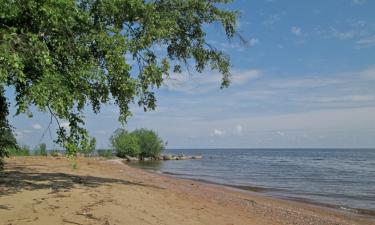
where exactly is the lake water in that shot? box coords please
[130,148,375,215]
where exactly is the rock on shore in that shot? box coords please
[124,154,203,162]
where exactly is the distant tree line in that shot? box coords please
[1,127,164,169]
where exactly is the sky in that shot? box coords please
[6,0,375,149]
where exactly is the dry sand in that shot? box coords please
[0,157,374,225]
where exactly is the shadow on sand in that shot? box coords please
[0,166,161,197]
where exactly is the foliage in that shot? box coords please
[79,137,96,156]
[110,128,164,159]
[34,143,47,156]
[97,149,113,158]
[8,145,30,156]
[40,143,47,156]
[0,0,237,155]
[132,128,164,158]
[0,86,18,169]
[110,129,140,158]
[89,138,96,153]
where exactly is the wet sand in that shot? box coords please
[0,157,374,225]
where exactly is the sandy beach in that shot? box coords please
[0,157,373,225]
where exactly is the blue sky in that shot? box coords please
[6,0,375,149]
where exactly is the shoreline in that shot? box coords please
[129,162,375,218]
[128,161,375,218]
[1,156,374,225]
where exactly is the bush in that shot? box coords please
[33,143,47,156]
[40,143,47,156]
[110,129,140,158]
[97,149,113,158]
[132,129,164,159]
[8,145,30,156]
[78,137,96,156]
[109,128,165,159]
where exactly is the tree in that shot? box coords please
[0,86,18,169]
[89,137,96,154]
[9,144,30,156]
[110,129,140,158]
[79,137,96,156]
[39,143,47,156]
[0,0,238,156]
[132,128,164,159]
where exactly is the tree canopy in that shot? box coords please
[132,128,164,158]
[110,128,141,157]
[0,0,238,156]
[110,128,164,159]
[0,86,17,169]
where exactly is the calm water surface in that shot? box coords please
[131,148,375,214]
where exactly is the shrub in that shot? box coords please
[97,149,113,158]
[9,145,30,156]
[132,129,164,159]
[109,128,165,159]
[33,143,47,156]
[78,137,96,156]
[110,129,140,158]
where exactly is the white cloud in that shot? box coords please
[163,69,261,94]
[331,28,355,40]
[269,77,344,89]
[205,107,375,136]
[359,65,375,80]
[249,38,260,46]
[291,26,302,36]
[151,106,375,148]
[212,129,225,137]
[356,35,375,48]
[296,95,375,103]
[236,125,243,135]
[359,66,375,80]
[352,0,367,5]
[220,38,259,51]
[32,123,42,130]
[231,70,261,85]
[263,14,282,25]
[311,20,375,49]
